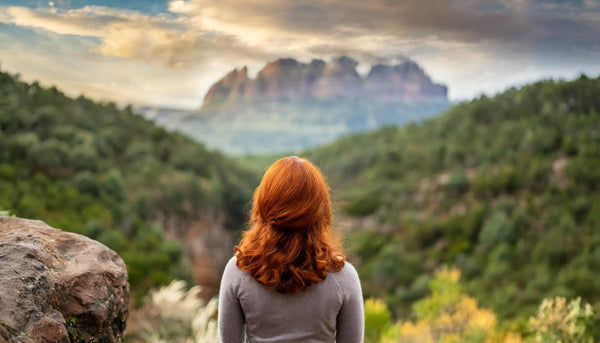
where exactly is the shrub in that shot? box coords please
[528,297,596,343]
[365,298,394,343]
[127,280,218,343]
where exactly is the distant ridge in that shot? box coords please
[138,56,450,155]
[202,56,447,108]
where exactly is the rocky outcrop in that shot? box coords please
[253,58,311,98]
[364,61,448,101]
[202,67,249,106]
[0,217,129,343]
[313,56,362,99]
[201,56,447,107]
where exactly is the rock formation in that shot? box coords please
[202,67,249,105]
[138,56,450,154]
[364,60,448,101]
[0,217,129,343]
[201,56,447,107]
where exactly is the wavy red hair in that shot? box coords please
[234,156,345,293]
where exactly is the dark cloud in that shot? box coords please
[177,0,600,56]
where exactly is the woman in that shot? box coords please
[218,156,364,343]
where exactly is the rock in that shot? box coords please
[312,56,362,99]
[254,58,313,99]
[365,61,448,101]
[200,56,447,108]
[202,67,249,106]
[0,217,129,343]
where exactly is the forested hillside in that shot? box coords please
[308,75,600,323]
[0,70,254,301]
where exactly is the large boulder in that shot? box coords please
[0,217,129,343]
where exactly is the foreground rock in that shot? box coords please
[0,217,129,343]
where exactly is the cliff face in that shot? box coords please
[364,61,448,101]
[0,217,129,343]
[202,56,447,107]
[203,66,250,104]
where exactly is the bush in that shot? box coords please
[528,297,597,342]
[445,170,469,196]
[365,298,394,343]
[383,268,522,343]
[478,212,514,247]
[127,280,218,343]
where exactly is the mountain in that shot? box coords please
[306,75,600,321]
[202,57,447,106]
[139,56,449,155]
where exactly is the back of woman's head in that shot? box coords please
[235,156,345,293]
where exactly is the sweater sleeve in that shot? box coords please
[218,257,246,343]
[335,263,365,343]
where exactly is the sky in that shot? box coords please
[0,0,599,110]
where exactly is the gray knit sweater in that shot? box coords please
[218,256,364,343]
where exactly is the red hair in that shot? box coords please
[234,156,345,293]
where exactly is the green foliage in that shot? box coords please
[0,69,253,302]
[364,298,394,343]
[446,170,469,197]
[412,268,464,320]
[478,211,514,247]
[0,209,13,217]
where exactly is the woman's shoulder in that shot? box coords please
[327,261,362,297]
[226,255,237,267]
[222,255,247,281]
[329,260,360,281]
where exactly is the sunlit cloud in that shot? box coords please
[0,5,271,68]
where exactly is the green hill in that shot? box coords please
[307,75,600,321]
[0,70,254,301]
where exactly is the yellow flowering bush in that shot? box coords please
[370,267,522,343]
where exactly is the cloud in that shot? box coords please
[163,0,600,60]
[0,5,272,68]
[0,23,217,108]
[164,0,586,45]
